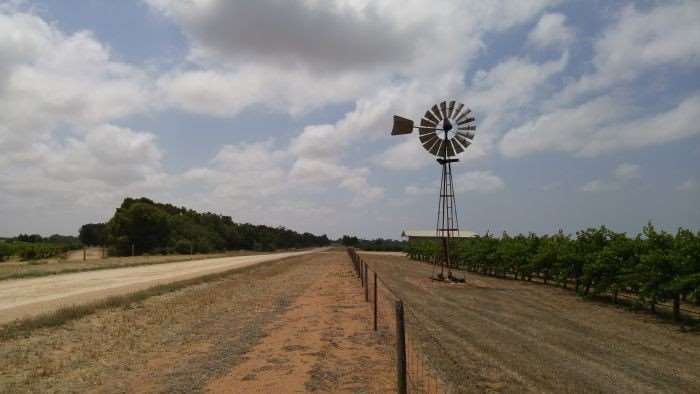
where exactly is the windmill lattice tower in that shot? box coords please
[391,100,476,281]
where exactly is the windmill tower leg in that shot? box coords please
[435,158,462,282]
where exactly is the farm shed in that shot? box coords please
[401,230,478,243]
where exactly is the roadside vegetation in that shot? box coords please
[407,223,700,321]
[0,234,81,262]
[340,235,406,251]
[100,197,331,256]
[1,197,331,263]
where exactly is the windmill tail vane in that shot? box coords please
[390,100,476,282]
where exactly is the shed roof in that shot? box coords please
[401,230,478,239]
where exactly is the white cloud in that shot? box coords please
[340,175,385,207]
[613,163,641,181]
[149,0,559,170]
[378,138,433,171]
[0,13,150,138]
[527,13,573,49]
[581,179,614,193]
[157,66,378,117]
[405,185,433,196]
[454,171,505,193]
[581,163,643,193]
[555,2,700,104]
[677,178,697,191]
[0,8,162,215]
[468,52,568,139]
[500,94,700,157]
[0,124,167,209]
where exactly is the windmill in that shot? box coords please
[391,100,476,281]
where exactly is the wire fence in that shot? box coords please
[346,247,454,394]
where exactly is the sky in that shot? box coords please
[0,0,698,239]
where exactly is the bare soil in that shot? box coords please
[0,251,393,393]
[206,251,394,393]
[360,253,700,394]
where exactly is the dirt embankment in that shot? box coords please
[360,253,700,394]
[0,251,393,393]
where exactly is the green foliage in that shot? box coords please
[341,235,405,251]
[407,223,700,319]
[104,197,331,256]
[0,241,67,261]
[0,234,81,262]
[174,239,193,254]
[79,223,108,246]
[0,243,10,262]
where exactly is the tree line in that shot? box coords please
[340,235,406,252]
[407,223,700,320]
[81,197,331,256]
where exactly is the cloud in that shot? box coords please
[613,163,641,181]
[677,178,697,191]
[555,2,700,104]
[580,179,616,193]
[151,0,559,138]
[0,8,162,215]
[157,66,378,117]
[454,171,505,193]
[378,139,433,171]
[0,12,151,138]
[182,139,385,215]
[0,124,168,209]
[146,0,419,71]
[527,13,573,49]
[340,176,385,207]
[467,51,568,139]
[500,93,700,157]
[581,163,642,193]
[405,185,433,196]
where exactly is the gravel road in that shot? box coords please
[0,249,322,324]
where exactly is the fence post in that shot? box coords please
[361,261,365,286]
[365,265,369,302]
[131,243,135,257]
[83,247,86,261]
[373,272,378,331]
[395,300,407,394]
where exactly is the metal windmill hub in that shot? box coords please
[390,100,477,282]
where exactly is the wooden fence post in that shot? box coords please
[364,265,369,302]
[83,247,86,261]
[361,261,365,286]
[373,272,378,331]
[395,300,407,394]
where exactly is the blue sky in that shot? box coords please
[0,0,698,239]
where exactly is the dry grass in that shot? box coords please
[0,257,275,341]
[0,254,318,393]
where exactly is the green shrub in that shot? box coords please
[174,239,193,254]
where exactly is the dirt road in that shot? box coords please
[0,251,394,393]
[0,249,321,324]
[360,253,700,393]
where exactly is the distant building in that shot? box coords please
[401,230,478,243]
